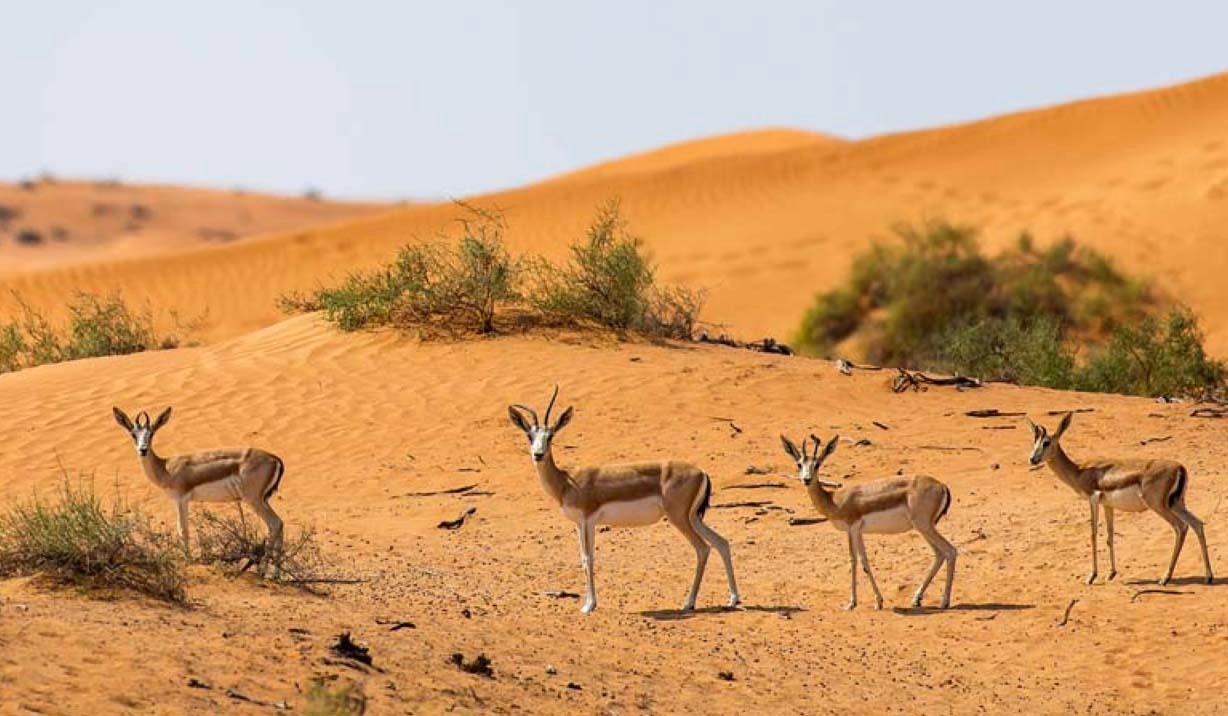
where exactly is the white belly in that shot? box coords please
[1100,487,1148,512]
[566,496,665,527]
[187,476,245,503]
[834,506,914,535]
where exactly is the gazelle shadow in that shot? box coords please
[641,604,804,621]
[1124,576,1219,587]
[892,602,1034,617]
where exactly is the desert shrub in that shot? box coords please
[290,204,520,335]
[529,200,703,338]
[15,228,43,245]
[193,508,332,590]
[303,679,366,716]
[0,480,186,602]
[0,293,180,374]
[795,221,1222,397]
[1076,307,1225,398]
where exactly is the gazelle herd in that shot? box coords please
[103,388,1215,614]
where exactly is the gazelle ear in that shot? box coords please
[151,406,173,431]
[553,406,575,432]
[112,407,134,431]
[780,435,802,462]
[819,435,840,461]
[508,406,532,434]
[1054,411,1073,439]
[1025,417,1039,437]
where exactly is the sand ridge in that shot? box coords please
[4,72,1228,350]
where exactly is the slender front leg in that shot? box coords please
[845,531,858,610]
[852,526,885,610]
[579,520,597,614]
[1086,493,1100,584]
[1103,505,1117,581]
[176,498,191,554]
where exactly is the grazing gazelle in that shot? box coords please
[508,386,739,614]
[781,434,956,610]
[1027,412,1213,586]
[112,406,286,575]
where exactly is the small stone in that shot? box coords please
[545,665,558,675]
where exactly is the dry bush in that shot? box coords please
[0,479,186,603]
[303,679,366,715]
[193,507,333,591]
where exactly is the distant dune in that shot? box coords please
[3,72,1228,351]
[0,179,394,272]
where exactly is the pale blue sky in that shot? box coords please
[4,1,1225,199]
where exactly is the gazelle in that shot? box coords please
[781,434,956,610]
[1027,411,1213,585]
[112,407,286,575]
[508,387,739,614]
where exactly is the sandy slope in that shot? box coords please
[0,179,393,272]
[3,73,1228,351]
[2,316,1227,714]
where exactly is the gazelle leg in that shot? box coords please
[250,498,285,579]
[578,520,597,614]
[1087,493,1100,584]
[852,526,884,610]
[1158,509,1188,586]
[667,514,710,611]
[176,498,191,554]
[912,522,957,608]
[1104,506,1118,581]
[693,518,740,608]
[1174,505,1214,584]
[845,531,858,610]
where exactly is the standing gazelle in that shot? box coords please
[508,387,740,614]
[1027,411,1213,585]
[112,407,286,576]
[781,434,956,610]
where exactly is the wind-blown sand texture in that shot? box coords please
[4,72,1228,713]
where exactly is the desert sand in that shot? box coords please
[3,72,1228,714]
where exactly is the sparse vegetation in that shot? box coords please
[0,479,187,602]
[303,679,366,715]
[193,508,332,590]
[15,228,43,245]
[282,200,702,340]
[796,221,1225,398]
[0,292,184,374]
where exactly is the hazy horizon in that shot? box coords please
[5,1,1226,200]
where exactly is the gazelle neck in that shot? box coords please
[1044,441,1088,494]
[534,448,572,506]
[804,481,839,517]
[138,449,172,490]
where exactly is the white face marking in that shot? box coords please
[529,426,552,462]
[1029,431,1051,465]
[133,427,153,457]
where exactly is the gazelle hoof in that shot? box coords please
[843,600,857,611]
[1158,576,1170,587]
[874,598,884,610]
[1085,573,1097,585]
[910,597,922,608]
[939,599,951,610]
[681,600,696,612]
[1107,570,1117,582]
[580,601,596,614]
[1206,575,1215,585]
[727,594,741,609]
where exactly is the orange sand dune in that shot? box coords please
[2,316,1227,713]
[0,179,394,273]
[4,73,1228,350]
[4,73,1228,352]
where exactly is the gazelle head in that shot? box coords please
[508,386,574,463]
[1026,411,1072,466]
[112,406,172,458]
[780,433,841,488]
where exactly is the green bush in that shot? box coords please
[0,292,181,374]
[1077,307,1225,398]
[284,200,703,340]
[795,221,1223,398]
[289,204,520,335]
[0,480,186,602]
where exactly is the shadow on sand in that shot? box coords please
[892,602,1035,617]
[640,604,805,621]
